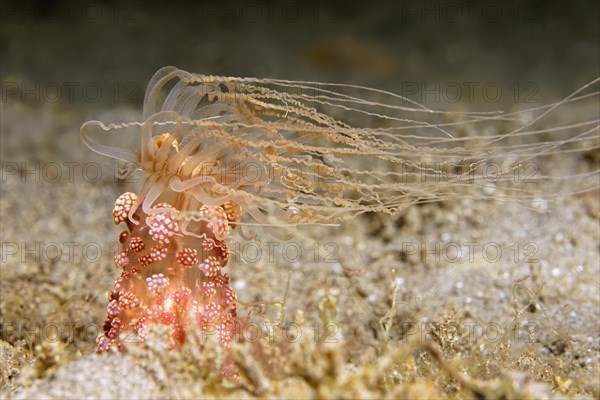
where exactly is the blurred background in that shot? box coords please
[2,0,599,102]
[2,0,599,163]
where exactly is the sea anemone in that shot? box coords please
[82,67,598,354]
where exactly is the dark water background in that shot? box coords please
[2,0,598,113]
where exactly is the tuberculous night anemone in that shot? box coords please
[81,67,599,355]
